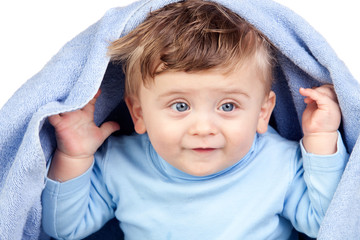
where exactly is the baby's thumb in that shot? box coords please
[100,121,120,140]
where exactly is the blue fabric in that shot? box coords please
[0,0,359,239]
[41,129,348,239]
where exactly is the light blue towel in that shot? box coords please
[0,0,359,239]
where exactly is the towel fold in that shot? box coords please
[1,0,359,239]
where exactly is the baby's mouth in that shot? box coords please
[192,148,217,153]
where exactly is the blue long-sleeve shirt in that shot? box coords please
[42,127,348,239]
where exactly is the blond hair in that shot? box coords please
[108,0,276,96]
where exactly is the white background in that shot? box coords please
[0,0,359,108]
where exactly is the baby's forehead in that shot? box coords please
[151,59,271,87]
[150,65,268,91]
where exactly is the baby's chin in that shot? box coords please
[177,162,227,177]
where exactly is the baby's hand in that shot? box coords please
[299,85,341,154]
[49,90,120,160]
[300,85,341,135]
[47,90,120,181]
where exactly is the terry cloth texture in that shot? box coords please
[0,0,359,239]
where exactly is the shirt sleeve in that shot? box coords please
[282,132,349,238]
[42,140,116,240]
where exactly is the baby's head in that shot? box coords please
[108,0,276,97]
[108,0,277,176]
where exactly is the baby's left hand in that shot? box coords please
[299,85,341,154]
[300,85,341,135]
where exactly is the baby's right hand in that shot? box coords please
[49,90,120,160]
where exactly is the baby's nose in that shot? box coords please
[188,114,218,136]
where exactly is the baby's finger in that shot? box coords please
[299,87,332,107]
[312,85,338,103]
[82,89,101,114]
[299,87,317,99]
[88,89,101,106]
[303,97,315,104]
[48,114,62,127]
[99,121,120,140]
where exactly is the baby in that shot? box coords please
[42,0,348,239]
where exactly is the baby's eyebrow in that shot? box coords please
[157,89,251,100]
[157,91,189,99]
[221,90,250,98]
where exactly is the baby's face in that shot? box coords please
[128,63,275,176]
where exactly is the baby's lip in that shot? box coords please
[192,147,217,153]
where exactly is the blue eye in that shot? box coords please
[171,102,190,112]
[220,103,235,112]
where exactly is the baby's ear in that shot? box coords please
[125,95,146,134]
[257,91,276,134]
